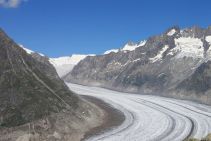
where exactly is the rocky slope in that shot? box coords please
[64,26,211,105]
[0,29,104,141]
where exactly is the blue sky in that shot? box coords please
[0,0,211,57]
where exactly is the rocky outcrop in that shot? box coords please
[64,26,211,105]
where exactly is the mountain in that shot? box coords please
[50,54,95,77]
[64,26,211,105]
[103,40,146,55]
[20,45,95,78]
[48,40,146,77]
[122,40,146,51]
[104,49,119,54]
[19,44,45,57]
[0,29,103,141]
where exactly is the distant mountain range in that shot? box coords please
[63,26,211,105]
[18,26,211,106]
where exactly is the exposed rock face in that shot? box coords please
[64,26,211,105]
[172,61,211,104]
[0,29,104,141]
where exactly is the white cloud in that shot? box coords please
[0,0,28,8]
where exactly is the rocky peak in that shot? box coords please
[122,41,139,51]
[125,41,137,46]
[180,26,205,38]
[165,26,180,36]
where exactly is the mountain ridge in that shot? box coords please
[64,25,211,105]
[0,28,104,141]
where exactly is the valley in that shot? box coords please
[68,83,211,141]
[1,1,211,140]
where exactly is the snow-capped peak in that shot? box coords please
[138,40,147,47]
[122,40,146,51]
[19,44,45,56]
[122,42,138,51]
[104,40,146,54]
[104,49,119,54]
[167,29,176,36]
[50,54,95,77]
[19,44,34,54]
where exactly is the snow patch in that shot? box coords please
[122,42,138,51]
[122,40,146,51]
[19,44,34,54]
[19,44,45,56]
[104,49,119,54]
[206,36,211,45]
[169,37,204,58]
[138,40,147,47]
[38,53,45,57]
[150,45,169,63]
[167,29,176,36]
[205,36,211,59]
[132,58,141,62]
[107,58,141,69]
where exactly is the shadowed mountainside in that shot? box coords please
[0,29,104,141]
